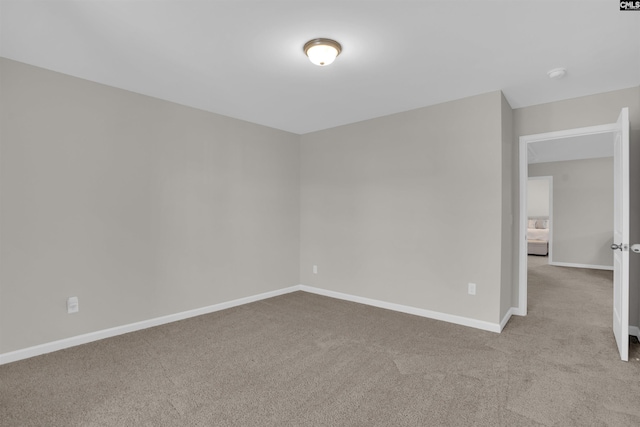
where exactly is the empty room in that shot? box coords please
[1,1,640,425]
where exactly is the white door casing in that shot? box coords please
[612,107,629,362]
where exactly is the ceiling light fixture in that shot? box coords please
[303,38,342,66]
[547,68,567,80]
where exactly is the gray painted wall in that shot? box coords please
[2,56,638,356]
[529,158,613,268]
[513,86,640,329]
[0,59,301,353]
[300,91,511,325]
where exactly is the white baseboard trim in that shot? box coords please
[630,326,640,340]
[510,306,526,317]
[499,307,518,332]
[0,285,302,366]
[298,285,502,333]
[548,261,613,271]
[0,284,525,365]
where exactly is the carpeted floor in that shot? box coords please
[1,259,639,426]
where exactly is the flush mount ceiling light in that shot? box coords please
[547,67,567,80]
[303,38,342,66]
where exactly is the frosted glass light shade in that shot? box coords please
[304,38,342,66]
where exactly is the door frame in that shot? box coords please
[518,123,617,316]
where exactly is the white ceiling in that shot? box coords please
[527,132,614,164]
[1,1,639,134]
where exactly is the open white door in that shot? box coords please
[612,107,630,362]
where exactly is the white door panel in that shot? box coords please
[612,107,629,362]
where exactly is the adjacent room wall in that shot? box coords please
[529,158,613,268]
[0,58,301,354]
[513,86,640,329]
[300,91,510,325]
[527,177,550,218]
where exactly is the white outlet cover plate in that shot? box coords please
[67,297,79,313]
[468,283,476,295]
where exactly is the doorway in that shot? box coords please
[526,154,614,345]
[527,176,553,264]
[518,123,617,316]
[518,110,631,361]
[515,107,631,361]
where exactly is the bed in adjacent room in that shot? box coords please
[528,218,549,256]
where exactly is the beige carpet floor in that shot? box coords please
[1,259,639,426]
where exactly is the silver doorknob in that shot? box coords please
[611,243,622,251]
[632,244,640,253]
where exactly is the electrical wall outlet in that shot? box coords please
[468,283,476,295]
[313,265,318,274]
[67,296,79,314]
